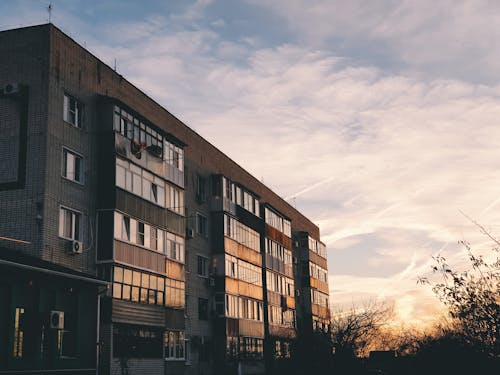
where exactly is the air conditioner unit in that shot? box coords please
[293,257,298,265]
[295,289,301,297]
[50,310,64,329]
[294,240,300,248]
[3,83,20,95]
[67,240,83,254]
[146,144,162,158]
[186,227,194,239]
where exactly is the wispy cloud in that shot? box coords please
[2,0,499,326]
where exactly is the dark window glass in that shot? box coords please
[198,298,208,320]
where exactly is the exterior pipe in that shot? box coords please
[0,259,108,285]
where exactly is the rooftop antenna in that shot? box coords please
[47,3,53,23]
[114,58,117,71]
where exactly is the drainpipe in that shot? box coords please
[96,285,108,375]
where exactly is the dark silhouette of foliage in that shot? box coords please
[418,223,500,358]
[330,302,394,358]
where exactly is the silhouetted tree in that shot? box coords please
[330,301,394,358]
[419,222,499,358]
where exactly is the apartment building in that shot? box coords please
[0,24,330,375]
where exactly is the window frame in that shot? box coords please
[63,93,83,128]
[61,147,84,184]
[196,213,208,238]
[164,330,185,361]
[58,206,82,241]
[197,255,209,278]
[195,174,206,202]
[198,297,209,320]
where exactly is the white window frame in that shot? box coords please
[164,330,185,361]
[62,147,84,184]
[63,93,83,128]
[58,206,82,241]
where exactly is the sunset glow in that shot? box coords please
[3,0,499,327]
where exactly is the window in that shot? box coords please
[195,174,206,202]
[114,212,173,255]
[237,260,262,286]
[114,324,163,358]
[63,94,83,127]
[116,157,167,208]
[164,331,185,360]
[165,278,185,308]
[266,270,294,296]
[225,255,237,278]
[309,262,328,283]
[311,289,329,308]
[59,207,81,241]
[226,336,239,359]
[196,213,208,237]
[113,105,164,158]
[13,307,25,359]
[268,306,295,328]
[164,140,184,171]
[166,232,185,263]
[225,294,239,318]
[197,256,209,277]
[58,312,77,358]
[308,236,327,258]
[223,215,260,252]
[239,337,264,359]
[198,298,208,320]
[113,266,165,307]
[62,148,83,183]
[166,184,184,215]
[221,177,260,216]
[150,227,158,251]
[265,207,291,237]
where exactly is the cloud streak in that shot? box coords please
[2,0,500,326]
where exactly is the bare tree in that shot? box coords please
[330,301,394,358]
[419,220,500,358]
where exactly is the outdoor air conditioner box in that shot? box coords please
[50,310,64,329]
[67,240,83,254]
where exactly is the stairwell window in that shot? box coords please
[197,255,209,277]
[196,213,208,237]
[164,331,185,360]
[62,147,84,184]
[59,206,82,241]
[63,94,83,128]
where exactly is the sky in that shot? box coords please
[2,0,500,327]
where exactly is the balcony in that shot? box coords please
[225,277,263,300]
[265,225,292,249]
[312,304,331,320]
[211,196,237,215]
[224,237,262,267]
[226,318,265,338]
[114,240,166,274]
[310,278,329,294]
